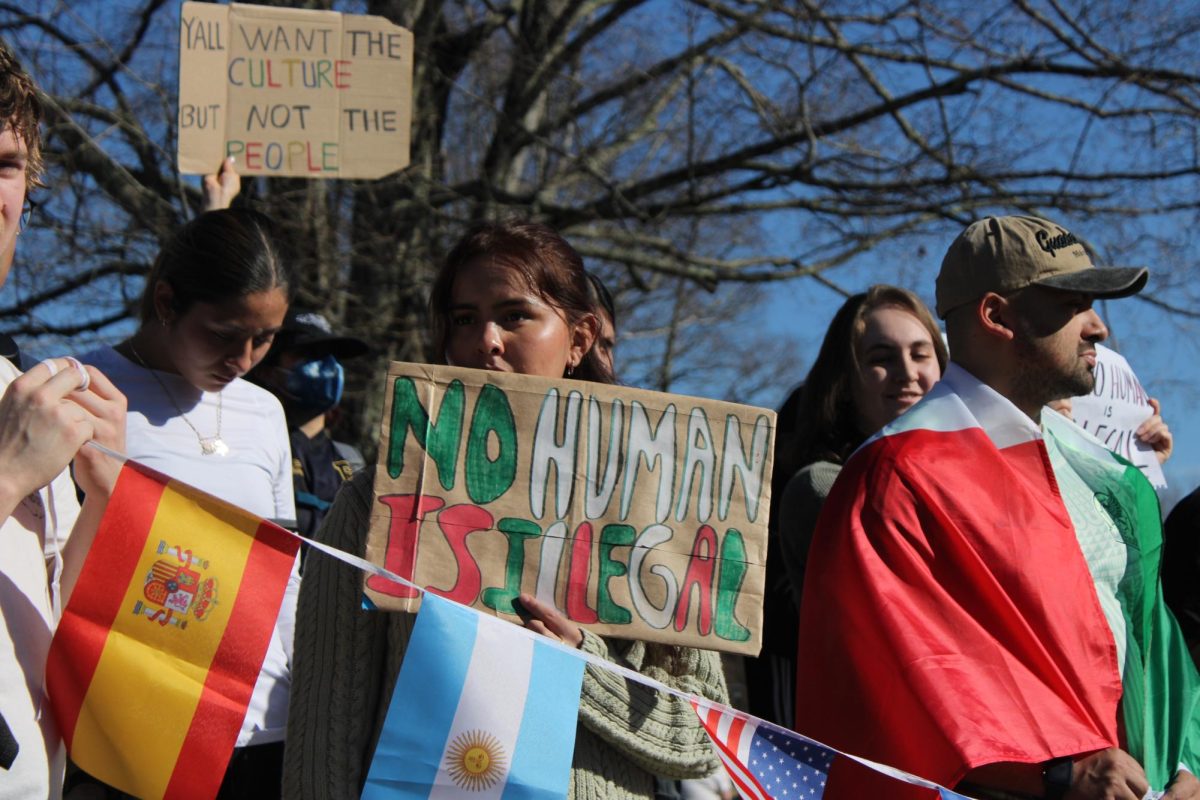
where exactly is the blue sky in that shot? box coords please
[8,0,1200,513]
[756,235,1200,513]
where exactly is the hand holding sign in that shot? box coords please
[178,2,413,180]
[515,593,584,649]
[1136,397,1173,465]
[202,157,241,211]
[1068,343,1168,489]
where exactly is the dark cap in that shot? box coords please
[274,311,368,360]
[935,215,1148,318]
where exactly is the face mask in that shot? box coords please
[284,354,344,413]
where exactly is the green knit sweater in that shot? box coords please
[283,468,726,800]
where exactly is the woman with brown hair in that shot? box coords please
[79,208,297,797]
[779,285,948,610]
[284,220,726,800]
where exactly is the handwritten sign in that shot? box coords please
[364,363,774,655]
[178,3,412,179]
[1071,343,1167,489]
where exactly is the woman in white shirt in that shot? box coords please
[79,208,296,798]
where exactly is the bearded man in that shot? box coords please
[795,215,1200,800]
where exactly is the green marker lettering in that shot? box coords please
[482,517,541,612]
[597,524,636,624]
[465,384,518,504]
[386,378,464,489]
[714,528,751,641]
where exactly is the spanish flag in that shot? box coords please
[46,460,299,800]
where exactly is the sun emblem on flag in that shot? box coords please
[445,730,506,791]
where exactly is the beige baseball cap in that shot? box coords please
[935,215,1148,318]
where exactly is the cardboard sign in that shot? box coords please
[1070,343,1167,490]
[364,363,774,655]
[178,2,412,179]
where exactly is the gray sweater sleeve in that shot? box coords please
[574,631,726,782]
[778,461,842,610]
[283,468,409,800]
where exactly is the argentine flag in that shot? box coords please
[364,593,585,799]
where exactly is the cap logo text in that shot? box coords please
[1036,230,1079,258]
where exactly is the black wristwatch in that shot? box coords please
[1042,756,1073,799]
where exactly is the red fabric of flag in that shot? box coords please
[795,425,1121,799]
[45,461,298,800]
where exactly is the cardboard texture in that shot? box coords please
[1071,343,1167,490]
[178,2,412,179]
[364,363,774,655]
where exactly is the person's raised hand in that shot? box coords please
[68,364,126,501]
[1136,397,1173,465]
[0,358,99,514]
[515,593,583,649]
[202,156,240,211]
[1065,748,1149,800]
[1163,770,1200,800]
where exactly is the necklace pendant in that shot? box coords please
[200,437,230,456]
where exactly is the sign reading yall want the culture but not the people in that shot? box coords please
[177,2,413,179]
[364,363,775,655]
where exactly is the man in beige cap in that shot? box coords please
[937,215,1146,419]
[795,215,1200,800]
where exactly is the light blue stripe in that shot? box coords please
[363,594,479,799]
[500,639,584,800]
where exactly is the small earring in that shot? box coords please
[567,363,575,377]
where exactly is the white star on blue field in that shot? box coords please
[748,727,835,799]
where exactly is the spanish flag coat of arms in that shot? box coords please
[45,461,299,800]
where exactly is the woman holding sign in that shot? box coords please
[78,208,298,798]
[286,221,728,799]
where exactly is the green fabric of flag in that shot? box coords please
[1045,412,1200,787]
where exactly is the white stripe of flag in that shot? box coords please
[692,700,769,800]
[428,614,535,799]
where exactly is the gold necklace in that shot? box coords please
[127,341,230,456]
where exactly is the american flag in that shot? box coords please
[690,700,975,800]
[691,700,834,799]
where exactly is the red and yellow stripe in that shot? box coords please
[46,462,298,800]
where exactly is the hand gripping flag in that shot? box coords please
[45,460,299,800]
[363,593,584,799]
[690,700,974,800]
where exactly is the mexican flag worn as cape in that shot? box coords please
[794,363,1200,799]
